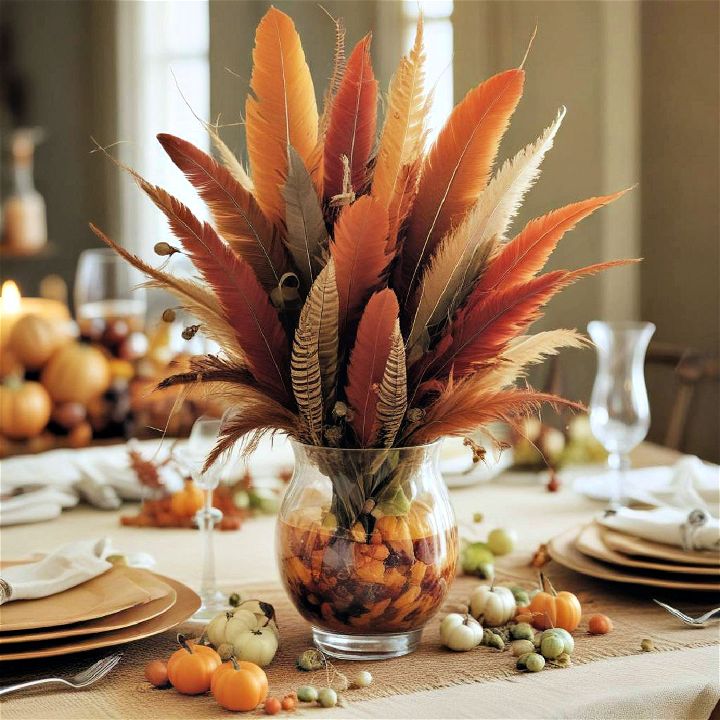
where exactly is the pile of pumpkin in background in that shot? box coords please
[0,313,113,453]
[0,311,223,458]
[120,442,289,530]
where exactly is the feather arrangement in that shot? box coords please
[95,9,636,527]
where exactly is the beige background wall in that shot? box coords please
[1,0,718,459]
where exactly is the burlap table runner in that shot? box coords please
[3,561,718,720]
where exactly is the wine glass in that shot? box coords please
[74,248,146,342]
[587,320,655,508]
[177,416,226,619]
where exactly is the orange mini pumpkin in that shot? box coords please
[167,635,221,695]
[41,342,111,404]
[528,574,582,631]
[170,480,205,518]
[212,658,268,711]
[0,379,52,439]
[9,314,70,370]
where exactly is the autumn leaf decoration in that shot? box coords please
[94,8,637,525]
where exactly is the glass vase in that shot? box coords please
[588,320,655,506]
[277,441,457,660]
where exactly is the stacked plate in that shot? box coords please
[0,565,200,661]
[548,522,720,592]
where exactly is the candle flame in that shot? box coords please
[1,281,22,313]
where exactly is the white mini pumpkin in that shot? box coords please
[230,626,279,667]
[439,613,483,652]
[469,584,516,626]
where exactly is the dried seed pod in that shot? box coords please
[154,241,179,256]
[162,308,177,323]
[181,324,200,340]
[407,407,425,423]
[333,401,348,418]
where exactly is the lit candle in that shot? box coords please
[0,280,71,347]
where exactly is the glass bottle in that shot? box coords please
[2,129,47,253]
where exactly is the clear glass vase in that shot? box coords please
[588,320,655,506]
[277,441,457,660]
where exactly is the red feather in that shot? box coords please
[345,289,399,446]
[323,35,378,200]
[399,69,525,302]
[137,181,291,402]
[409,385,584,445]
[475,191,627,296]
[156,133,290,292]
[331,195,391,337]
[425,260,638,382]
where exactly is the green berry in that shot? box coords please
[510,586,530,606]
[525,653,546,672]
[511,640,535,657]
[486,632,505,650]
[540,634,565,660]
[510,622,534,641]
[481,629,495,646]
[318,688,338,708]
[516,652,532,670]
[487,528,517,556]
[461,542,495,577]
[533,633,542,649]
[354,671,373,688]
[541,628,574,655]
[297,686,319,702]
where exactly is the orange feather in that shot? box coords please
[157,133,290,292]
[331,195,391,337]
[323,35,378,200]
[475,191,628,296]
[245,7,318,228]
[399,69,525,302]
[345,289,399,446]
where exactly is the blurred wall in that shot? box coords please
[640,0,719,460]
[0,0,118,304]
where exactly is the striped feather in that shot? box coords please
[376,320,407,447]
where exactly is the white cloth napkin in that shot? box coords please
[573,456,720,512]
[0,538,112,604]
[598,506,720,551]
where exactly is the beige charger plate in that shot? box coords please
[0,574,199,661]
[548,525,720,592]
[0,578,176,644]
[0,566,168,633]
[577,523,720,576]
[599,527,720,567]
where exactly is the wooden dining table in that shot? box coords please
[2,442,718,719]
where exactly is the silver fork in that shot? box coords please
[653,599,720,627]
[0,652,122,696]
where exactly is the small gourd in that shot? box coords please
[206,600,279,667]
[541,627,575,655]
[170,480,205,518]
[528,574,582,632]
[0,379,52,439]
[469,583,516,626]
[41,342,111,404]
[9,313,69,369]
[211,658,268,711]
[166,635,221,695]
[439,613,483,652]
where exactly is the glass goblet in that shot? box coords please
[588,320,655,508]
[179,416,226,619]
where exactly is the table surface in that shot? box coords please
[2,442,719,719]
